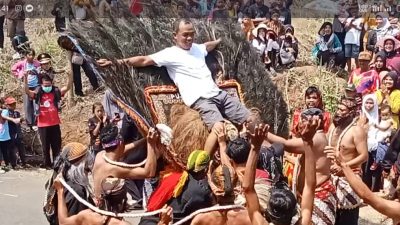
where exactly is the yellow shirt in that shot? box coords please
[376,89,400,129]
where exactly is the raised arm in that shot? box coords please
[123,138,146,156]
[54,177,83,225]
[267,132,304,154]
[97,56,155,68]
[243,124,269,225]
[345,126,368,168]
[298,116,319,225]
[204,38,222,52]
[214,125,231,166]
[341,162,400,219]
[23,73,36,99]
[114,128,158,179]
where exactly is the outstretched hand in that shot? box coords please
[213,122,226,144]
[97,59,113,67]
[299,115,321,142]
[247,123,269,150]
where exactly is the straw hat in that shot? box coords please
[62,142,88,162]
[252,23,268,37]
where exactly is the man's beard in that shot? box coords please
[333,113,353,127]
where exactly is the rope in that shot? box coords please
[102,153,147,168]
[59,177,166,218]
[172,204,245,225]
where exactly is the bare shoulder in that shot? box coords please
[191,212,220,225]
[351,124,366,138]
[78,210,104,225]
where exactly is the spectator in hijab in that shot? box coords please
[375,72,400,129]
[312,22,344,69]
[374,13,399,43]
[376,36,400,75]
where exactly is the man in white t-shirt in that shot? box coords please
[98,18,250,153]
[344,5,364,72]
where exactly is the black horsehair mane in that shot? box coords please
[66,0,289,136]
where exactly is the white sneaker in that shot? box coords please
[32,126,38,131]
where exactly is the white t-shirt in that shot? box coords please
[344,17,363,45]
[149,43,221,106]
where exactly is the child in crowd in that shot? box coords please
[88,102,109,154]
[11,49,40,129]
[4,97,27,168]
[344,4,364,72]
[371,104,394,170]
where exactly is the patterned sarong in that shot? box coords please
[312,179,337,225]
[332,171,362,209]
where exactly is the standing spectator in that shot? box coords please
[247,0,269,20]
[71,0,95,21]
[374,13,399,43]
[6,0,25,41]
[344,4,364,72]
[4,97,26,168]
[23,72,73,169]
[270,1,290,25]
[51,0,69,32]
[186,0,201,18]
[312,22,344,69]
[98,0,113,17]
[208,0,228,21]
[0,1,6,50]
[11,49,40,129]
[0,103,18,170]
[88,102,109,155]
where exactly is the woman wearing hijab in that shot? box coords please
[374,13,399,43]
[312,22,344,68]
[376,36,400,75]
[371,51,389,82]
[376,71,400,129]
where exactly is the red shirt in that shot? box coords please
[37,92,61,128]
[291,109,331,135]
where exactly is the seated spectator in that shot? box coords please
[247,0,269,20]
[227,0,240,19]
[375,72,400,129]
[241,14,255,41]
[377,36,400,75]
[312,22,344,69]
[279,25,298,68]
[185,0,202,18]
[251,23,267,58]
[266,10,284,37]
[348,51,380,96]
[264,28,280,74]
[208,0,229,22]
[270,1,290,25]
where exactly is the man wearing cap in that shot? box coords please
[348,51,380,96]
[324,97,368,225]
[3,96,26,168]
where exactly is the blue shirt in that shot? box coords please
[26,63,39,88]
[0,109,11,141]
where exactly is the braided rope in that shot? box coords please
[172,204,245,225]
[102,153,147,168]
[59,178,166,218]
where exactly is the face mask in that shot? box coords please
[42,86,52,93]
